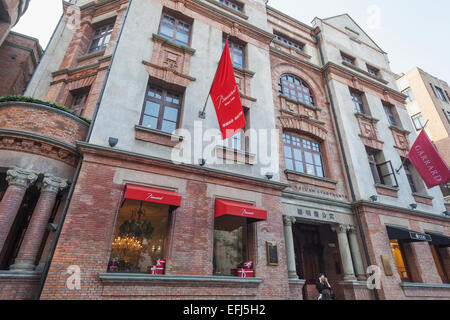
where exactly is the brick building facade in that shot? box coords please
[0,0,449,300]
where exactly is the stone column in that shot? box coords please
[283,216,298,279]
[332,224,357,281]
[10,174,67,272]
[348,226,367,281]
[0,167,38,252]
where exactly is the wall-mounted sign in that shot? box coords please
[409,232,432,242]
[266,241,278,266]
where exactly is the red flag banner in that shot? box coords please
[408,130,450,189]
[210,40,246,140]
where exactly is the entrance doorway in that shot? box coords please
[292,222,344,300]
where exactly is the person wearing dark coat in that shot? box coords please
[316,273,333,300]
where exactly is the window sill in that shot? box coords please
[375,183,399,198]
[412,192,434,206]
[400,282,450,289]
[342,61,389,85]
[77,49,106,63]
[215,146,255,165]
[204,0,249,20]
[98,273,262,285]
[389,125,410,135]
[285,169,337,190]
[233,65,255,77]
[151,33,196,54]
[135,125,183,148]
[354,112,379,123]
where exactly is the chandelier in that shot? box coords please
[119,201,154,240]
[112,235,143,251]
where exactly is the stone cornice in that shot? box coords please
[341,61,389,85]
[270,46,321,72]
[186,0,274,45]
[77,142,289,191]
[323,62,407,103]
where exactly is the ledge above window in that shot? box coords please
[375,183,399,198]
[284,169,338,191]
[272,39,312,60]
[215,145,255,165]
[151,33,196,55]
[135,125,183,148]
[77,49,106,63]
[279,94,322,112]
[342,61,389,85]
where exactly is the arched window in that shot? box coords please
[283,133,324,177]
[278,74,315,106]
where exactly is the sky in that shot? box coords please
[12,0,450,82]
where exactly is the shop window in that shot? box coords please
[429,244,449,283]
[278,74,315,106]
[283,133,325,178]
[390,240,411,282]
[213,215,249,276]
[222,107,249,151]
[223,38,245,69]
[140,82,183,134]
[158,13,191,46]
[108,200,170,273]
[87,21,115,54]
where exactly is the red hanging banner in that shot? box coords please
[408,130,450,189]
[209,40,246,140]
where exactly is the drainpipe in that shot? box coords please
[312,31,380,300]
[34,0,133,300]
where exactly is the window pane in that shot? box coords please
[315,166,324,177]
[313,154,322,165]
[159,25,174,39]
[142,115,158,129]
[304,152,313,164]
[306,164,315,175]
[163,106,178,122]
[293,149,302,161]
[284,146,292,159]
[286,159,294,171]
[175,32,189,45]
[145,101,160,117]
[161,120,177,133]
[294,161,304,173]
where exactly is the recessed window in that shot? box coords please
[218,0,243,13]
[341,52,355,65]
[402,87,415,103]
[88,22,114,54]
[273,32,304,52]
[108,200,169,273]
[158,13,191,46]
[223,38,244,69]
[213,215,248,276]
[367,64,379,77]
[140,84,182,134]
[278,74,315,106]
[283,133,324,178]
[430,244,449,283]
[366,148,398,187]
[350,88,365,114]
[390,240,411,282]
[435,86,448,102]
[382,102,397,126]
[411,113,426,131]
[404,161,417,193]
[68,87,90,115]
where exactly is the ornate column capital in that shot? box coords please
[283,215,296,227]
[6,167,38,188]
[40,174,68,193]
[332,224,350,234]
[348,225,357,233]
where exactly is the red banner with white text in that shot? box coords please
[210,40,246,140]
[408,130,450,189]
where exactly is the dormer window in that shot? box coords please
[341,52,355,65]
[218,0,243,13]
[367,65,379,77]
[274,32,304,52]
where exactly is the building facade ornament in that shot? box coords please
[40,174,68,194]
[6,167,38,188]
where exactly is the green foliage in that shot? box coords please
[0,95,91,123]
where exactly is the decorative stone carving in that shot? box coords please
[390,126,410,158]
[6,167,38,188]
[283,215,296,226]
[332,224,350,234]
[40,174,68,194]
[279,115,327,141]
[355,113,383,150]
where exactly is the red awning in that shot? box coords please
[123,185,181,207]
[215,199,267,221]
